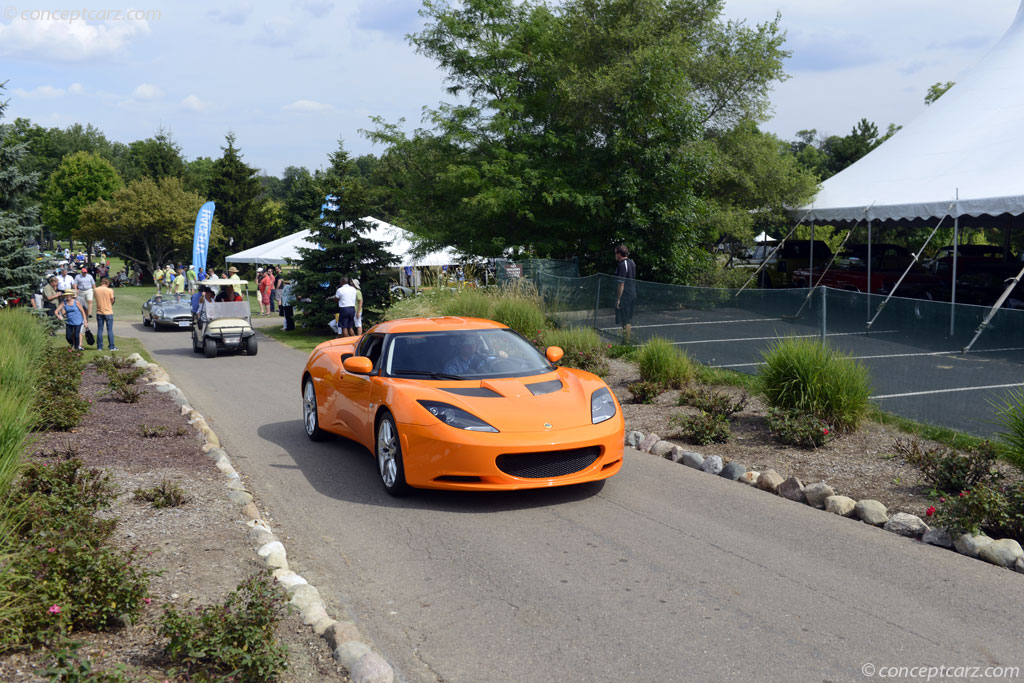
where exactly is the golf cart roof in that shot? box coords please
[200,278,249,286]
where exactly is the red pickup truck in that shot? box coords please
[790,244,944,299]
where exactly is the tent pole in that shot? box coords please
[866,220,872,323]
[950,213,959,337]
[809,222,815,288]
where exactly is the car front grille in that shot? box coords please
[495,447,601,479]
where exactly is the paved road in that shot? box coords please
[119,320,1024,682]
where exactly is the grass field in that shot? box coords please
[260,327,334,353]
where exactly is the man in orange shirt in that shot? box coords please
[93,277,118,351]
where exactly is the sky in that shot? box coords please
[1,0,1019,177]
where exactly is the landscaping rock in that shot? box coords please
[325,621,362,650]
[1015,557,1024,574]
[275,572,308,591]
[152,382,176,393]
[351,652,395,683]
[954,533,994,558]
[701,455,723,475]
[289,584,322,612]
[639,433,660,453]
[739,471,759,485]
[667,446,685,463]
[803,482,835,508]
[651,440,675,458]
[680,451,704,469]
[301,601,330,627]
[883,513,929,538]
[626,431,644,448]
[922,528,954,548]
[719,462,746,481]
[227,489,253,506]
[855,500,889,526]
[825,495,856,517]
[241,502,261,520]
[778,477,806,503]
[978,539,1024,568]
[313,616,336,636]
[755,469,784,494]
[334,641,372,669]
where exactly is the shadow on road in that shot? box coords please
[256,419,605,512]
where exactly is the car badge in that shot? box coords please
[544,422,552,429]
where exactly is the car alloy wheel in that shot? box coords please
[302,380,325,441]
[376,412,409,496]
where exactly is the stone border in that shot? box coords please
[626,430,1024,574]
[127,354,395,683]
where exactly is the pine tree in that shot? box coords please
[0,84,47,305]
[208,132,267,256]
[292,141,396,329]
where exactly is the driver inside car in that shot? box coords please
[443,337,506,375]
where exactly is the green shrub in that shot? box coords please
[990,387,1024,473]
[678,386,748,417]
[607,344,637,360]
[160,572,290,682]
[438,290,493,319]
[636,337,694,388]
[542,327,609,376]
[628,381,663,404]
[894,438,1002,495]
[134,480,190,508]
[672,411,731,445]
[34,347,89,432]
[765,408,831,448]
[491,298,547,338]
[757,337,871,432]
[41,639,133,682]
[930,484,1010,537]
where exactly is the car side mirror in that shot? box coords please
[545,346,564,364]
[343,356,374,374]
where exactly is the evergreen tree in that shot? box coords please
[292,141,397,330]
[208,133,266,256]
[0,84,47,305]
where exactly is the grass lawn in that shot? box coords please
[261,327,334,353]
[110,284,263,322]
[49,334,154,363]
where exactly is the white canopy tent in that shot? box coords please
[225,216,460,266]
[798,1,1024,226]
[753,231,777,243]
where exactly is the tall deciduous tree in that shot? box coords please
[125,129,185,180]
[369,0,789,282]
[78,176,222,278]
[291,142,397,329]
[0,84,47,302]
[41,151,123,245]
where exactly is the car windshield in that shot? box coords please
[385,328,553,380]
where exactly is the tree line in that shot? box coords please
[1,0,963,308]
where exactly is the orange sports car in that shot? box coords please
[300,317,624,495]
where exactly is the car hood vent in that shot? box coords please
[526,379,563,396]
[441,387,502,398]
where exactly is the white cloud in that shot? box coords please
[256,17,298,47]
[208,2,254,25]
[68,83,85,95]
[284,99,333,112]
[11,85,66,98]
[295,0,335,19]
[0,17,149,61]
[180,95,210,112]
[132,83,163,100]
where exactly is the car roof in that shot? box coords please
[369,317,510,335]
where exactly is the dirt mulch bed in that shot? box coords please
[605,358,1021,516]
[0,364,349,682]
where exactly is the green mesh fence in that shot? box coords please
[532,267,1024,439]
[494,258,579,283]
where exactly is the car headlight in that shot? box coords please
[153,307,163,317]
[591,387,617,424]
[418,401,498,432]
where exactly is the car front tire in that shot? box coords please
[302,379,326,441]
[376,411,409,497]
[142,315,150,326]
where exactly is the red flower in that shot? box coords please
[926,506,935,517]
[959,491,966,497]
[939,497,945,503]
[822,428,829,435]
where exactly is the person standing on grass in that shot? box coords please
[280,278,295,331]
[352,277,364,335]
[172,267,186,302]
[42,276,61,315]
[614,243,637,341]
[55,290,85,350]
[257,268,272,315]
[93,278,117,351]
[334,276,357,337]
[273,266,284,315]
[186,265,197,293]
[56,265,74,294]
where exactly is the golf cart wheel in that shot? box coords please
[246,335,258,356]
[192,329,202,353]
[204,338,217,358]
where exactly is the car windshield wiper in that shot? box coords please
[393,369,466,380]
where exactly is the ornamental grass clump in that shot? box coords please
[438,289,493,319]
[491,298,547,338]
[636,337,694,389]
[990,387,1024,473]
[542,327,609,376]
[757,337,871,433]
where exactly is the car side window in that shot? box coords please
[357,334,385,369]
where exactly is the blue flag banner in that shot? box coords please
[191,201,215,277]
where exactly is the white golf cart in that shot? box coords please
[191,278,258,358]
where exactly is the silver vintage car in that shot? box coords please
[141,294,193,330]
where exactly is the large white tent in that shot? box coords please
[225,216,460,266]
[799,1,1024,226]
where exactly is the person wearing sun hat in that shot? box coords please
[227,265,242,292]
[54,289,86,350]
